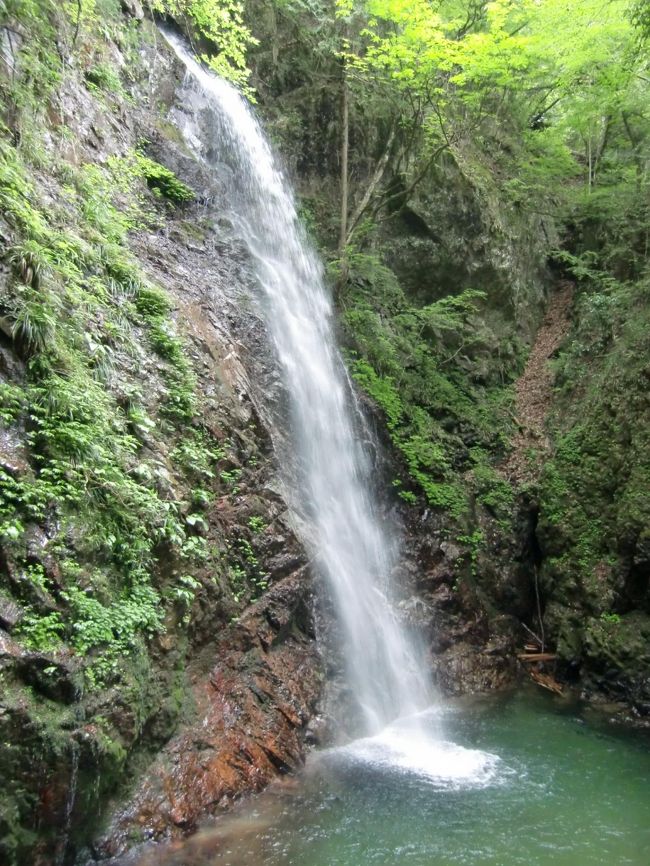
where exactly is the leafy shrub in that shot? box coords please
[135,154,195,204]
[84,63,123,94]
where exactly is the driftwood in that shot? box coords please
[517,652,558,662]
[530,669,564,695]
[517,643,564,694]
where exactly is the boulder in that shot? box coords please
[120,0,144,20]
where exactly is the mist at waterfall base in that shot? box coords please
[163,26,500,789]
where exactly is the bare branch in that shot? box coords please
[454,1,488,41]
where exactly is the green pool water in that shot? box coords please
[130,689,650,866]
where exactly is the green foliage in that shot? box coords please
[341,249,514,520]
[247,515,267,532]
[226,532,268,602]
[538,274,650,616]
[0,110,217,689]
[168,573,202,623]
[15,611,65,650]
[10,286,57,354]
[219,467,242,493]
[255,0,648,270]
[84,63,123,94]
[134,285,173,319]
[0,2,62,127]
[0,384,27,424]
[351,0,644,220]
[134,154,195,203]
[62,581,164,685]
[631,0,650,37]
[456,528,484,577]
[469,447,515,524]
[132,284,199,420]
[151,0,258,93]
[171,431,223,478]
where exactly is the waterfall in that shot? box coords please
[164,32,433,737]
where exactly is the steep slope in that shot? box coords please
[503,280,574,485]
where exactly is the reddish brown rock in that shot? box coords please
[98,569,321,857]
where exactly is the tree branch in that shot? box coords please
[528,94,563,128]
[370,140,452,224]
[454,1,488,41]
[338,67,349,255]
[72,0,82,49]
[346,125,396,245]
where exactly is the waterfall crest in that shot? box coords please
[164,32,433,736]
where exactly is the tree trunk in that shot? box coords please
[339,68,349,256]
[73,0,82,49]
[335,66,350,301]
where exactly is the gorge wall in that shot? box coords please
[1,3,649,865]
[243,0,650,715]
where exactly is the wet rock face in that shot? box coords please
[401,513,520,698]
[96,571,320,857]
[86,81,326,866]
[0,16,325,865]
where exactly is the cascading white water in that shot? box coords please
[163,32,433,737]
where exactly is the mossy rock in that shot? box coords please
[582,612,650,702]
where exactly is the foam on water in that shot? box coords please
[320,710,504,789]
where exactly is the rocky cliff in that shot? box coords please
[0,6,519,864]
[1,3,648,865]
[0,7,323,862]
[243,0,650,724]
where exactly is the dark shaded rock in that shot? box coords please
[121,2,145,22]
[0,426,30,476]
[428,583,454,610]
[304,713,334,746]
[0,628,22,662]
[580,611,650,704]
[15,652,82,704]
[0,600,22,631]
[439,540,462,563]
